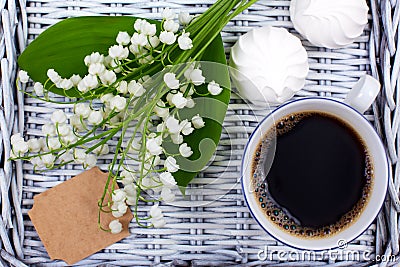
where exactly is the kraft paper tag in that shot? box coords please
[28,167,133,265]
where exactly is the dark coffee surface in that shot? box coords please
[267,113,366,228]
[251,111,373,238]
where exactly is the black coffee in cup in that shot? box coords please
[252,111,373,237]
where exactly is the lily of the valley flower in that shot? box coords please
[116,31,131,45]
[13,4,245,231]
[78,74,99,93]
[178,12,193,25]
[131,32,148,47]
[134,19,146,33]
[164,72,179,89]
[74,103,91,118]
[117,80,128,94]
[30,157,45,169]
[171,92,187,108]
[146,36,160,49]
[84,154,97,168]
[192,114,205,129]
[57,124,72,136]
[146,136,163,155]
[69,115,85,132]
[57,78,74,90]
[12,140,29,155]
[47,138,61,150]
[154,100,169,118]
[73,148,87,164]
[70,74,82,86]
[59,150,74,163]
[88,110,104,125]
[109,219,123,234]
[111,201,128,218]
[159,31,176,45]
[100,93,114,105]
[108,45,129,60]
[18,70,29,83]
[208,80,223,95]
[120,170,136,185]
[178,31,193,50]
[33,82,44,96]
[47,69,62,84]
[164,20,179,33]
[100,70,117,85]
[161,187,175,202]
[42,123,57,136]
[170,133,183,144]
[93,144,110,156]
[112,189,127,203]
[41,154,56,168]
[123,183,137,196]
[62,133,78,145]
[88,63,106,76]
[164,156,180,173]
[187,68,205,86]
[141,23,157,36]
[165,116,181,134]
[11,133,24,145]
[110,95,127,112]
[180,119,194,135]
[162,7,176,20]
[84,52,104,66]
[51,110,67,124]
[27,138,42,153]
[185,98,195,108]
[128,80,145,97]
[150,204,166,228]
[160,171,177,188]
[179,143,193,158]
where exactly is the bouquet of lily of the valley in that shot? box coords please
[12,0,257,233]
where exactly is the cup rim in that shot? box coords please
[241,97,389,251]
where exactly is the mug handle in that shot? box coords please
[343,74,381,114]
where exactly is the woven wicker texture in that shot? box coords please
[0,0,398,266]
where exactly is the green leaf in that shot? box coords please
[18,16,230,189]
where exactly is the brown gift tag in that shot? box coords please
[28,167,133,265]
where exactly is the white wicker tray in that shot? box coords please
[1,0,399,266]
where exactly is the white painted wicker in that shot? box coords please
[0,0,398,266]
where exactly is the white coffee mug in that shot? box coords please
[241,76,388,250]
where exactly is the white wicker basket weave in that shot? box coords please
[0,0,399,266]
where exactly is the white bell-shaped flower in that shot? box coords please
[171,92,187,109]
[161,187,176,202]
[179,12,193,25]
[51,110,67,124]
[179,143,193,158]
[116,31,131,45]
[178,31,193,50]
[207,80,223,95]
[110,95,127,112]
[180,119,194,135]
[159,31,176,45]
[109,219,123,234]
[191,114,205,129]
[87,110,104,125]
[160,171,177,188]
[18,70,29,83]
[165,116,181,134]
[162,7,176,20]
[34,82,44,96]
